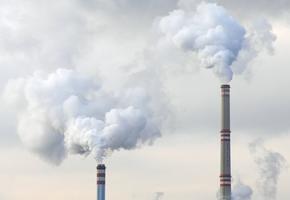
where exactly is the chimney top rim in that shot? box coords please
[221,84,230,88]
[97,164,106,169]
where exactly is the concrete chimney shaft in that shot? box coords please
[97,164,106,200]
[220,84,231,200]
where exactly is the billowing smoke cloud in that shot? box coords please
[156,2,276,83]
[232,18,276,77]
[249,139,287,200]
[232,179,253,200]
[3,69,161,164]
[157,2,245,83]
[154,192,164,200]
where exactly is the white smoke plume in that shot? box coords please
[249,139,287,200]
[154,192,164,200]
[3,69,161,165]
[232,18,277,76]
[217,178,253,200]
[232,179,253,200]
[156,2,276,83]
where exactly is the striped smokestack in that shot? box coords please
[220,84,231,200]
[97,164,106,200]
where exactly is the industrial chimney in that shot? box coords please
[97,164,106,200]
[219,84,231,200]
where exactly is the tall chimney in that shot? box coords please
[220,84,231,200]
[97,164,106,200]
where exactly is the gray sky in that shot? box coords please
[0,0,290,199]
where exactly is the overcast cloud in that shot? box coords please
[0,0,289,157]
[0,0,289,199]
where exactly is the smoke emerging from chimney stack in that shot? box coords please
[156,2,276,83]
[232,179,253,200]
[3,69,161,164]
[154,192,164,200]
[249,139,287,200]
